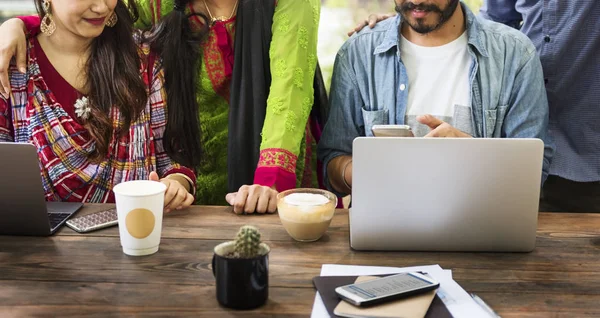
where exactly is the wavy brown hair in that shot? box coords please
[35,0,147,161]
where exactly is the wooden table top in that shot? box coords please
[1,205,599,317]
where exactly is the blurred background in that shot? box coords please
[0,0,483,89]
[0,0,34,24]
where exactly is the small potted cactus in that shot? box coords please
[212,225,270,309]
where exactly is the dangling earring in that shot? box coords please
[105,13,118,27]
[40,0,56,36]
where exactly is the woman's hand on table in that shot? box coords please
[226,185,278,214]
[149,172,194,213]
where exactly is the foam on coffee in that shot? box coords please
[278,190,336,242]
[284,193,329,207]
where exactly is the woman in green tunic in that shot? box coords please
[140,0,325,213]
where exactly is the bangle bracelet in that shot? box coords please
[341,159,353,191]
[166,173,196,196]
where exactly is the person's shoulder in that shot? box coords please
[338,16,397,56]
[476,15,536,55]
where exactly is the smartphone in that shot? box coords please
[335,272,439,307]
[371,125,414,137]
[65,208,118,233]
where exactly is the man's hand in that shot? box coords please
[226,185,278,214]
[0,18,27,99]
[347,13,396,36]
[417,114,472,138]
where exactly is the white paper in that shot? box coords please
[311,264,491,318]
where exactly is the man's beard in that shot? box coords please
[395,0,460,34]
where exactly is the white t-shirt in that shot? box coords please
[400,31,472,137]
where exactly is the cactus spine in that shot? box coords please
[234,225,261,258]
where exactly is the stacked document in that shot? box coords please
[311,264,495,318]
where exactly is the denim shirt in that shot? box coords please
[318,4,554,193]
[482,0,600,183]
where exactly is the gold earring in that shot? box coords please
[106,13,118,27]
[40,0,56,36]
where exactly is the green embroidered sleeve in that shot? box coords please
[260,0,320,157]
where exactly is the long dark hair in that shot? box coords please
[35,0,147,161]
[146,0,210,168]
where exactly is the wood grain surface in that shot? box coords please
[1,205,599,317]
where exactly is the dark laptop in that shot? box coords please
[0,143,82,236]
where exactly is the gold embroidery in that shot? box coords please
[258,148,298,173]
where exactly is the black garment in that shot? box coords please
[540,175,600,212]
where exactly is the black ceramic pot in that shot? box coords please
[212,241,270,309]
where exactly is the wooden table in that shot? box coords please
[1,205,599,317]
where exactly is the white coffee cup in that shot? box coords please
[113,180,167,256]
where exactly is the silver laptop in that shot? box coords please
[350,137,544,252]
[0,143,82,236]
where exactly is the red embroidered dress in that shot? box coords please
[0,38,195,203]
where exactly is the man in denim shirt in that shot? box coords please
[481,1,600,212]
[318,0,553,196]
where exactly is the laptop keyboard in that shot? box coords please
[48,213,73,230]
